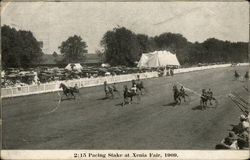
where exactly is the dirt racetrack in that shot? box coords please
[2,65,249,149]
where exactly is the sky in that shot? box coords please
[1,1,249,54]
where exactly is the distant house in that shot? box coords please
[39,54,101,67]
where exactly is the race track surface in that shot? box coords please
[2,66,249,149]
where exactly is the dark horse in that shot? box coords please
[179,86,188,102]
[200,89,217,110]
[200,96,208,110]
[104,81,121,99]
[122,85,140,106]
[245,71,249,80]
[132,79,146,95]
[173,85,181,104]
[234,70,240,80]
[59,83,79,100]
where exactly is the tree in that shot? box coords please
[154,33,188,52]
[1,25,44,68]
[95,49,105,63]
[136,34,152,54]
[101,27,140,66]
[58,35,87,63]
[52,51,58,57]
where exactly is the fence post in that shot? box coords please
[11,88,13,97]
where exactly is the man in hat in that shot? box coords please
[237,127,249,149]
[180,86,187,102]
[131,83,137,94]
[180,86,185,95]
[201,89,207,98]
[221,131,239,149]
[112,83,118,92]
[240,115,249,131]
[104,81,109,98]
[244,110,249,122]
[207,88,214,105]
[233,115,250,135]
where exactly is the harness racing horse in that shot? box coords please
[59,83,79,100]
[122,85,140,106]
[179,87,189,102]
[173,85,181,104]
[234,71,240,80]
[133,79,146,95]
[104,81,114,99]
[200,94,208,110]
[104,82,120,99]
[200,90,218,110]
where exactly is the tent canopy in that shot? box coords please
[65,63,83,71]
[137,50,180,68]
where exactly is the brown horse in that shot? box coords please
[173,85,181,104]
[59,83,79,100]
[122,85,140,106]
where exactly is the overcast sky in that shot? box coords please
[1,1,249,54]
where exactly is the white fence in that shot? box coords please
[1,72,158,98]
[174,63,248,74]
[1,63,248,98]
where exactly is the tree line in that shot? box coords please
[100,27,248,67]
[1,25,248,69]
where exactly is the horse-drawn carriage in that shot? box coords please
[132,78,147,95]
[172,85,189,105]
[122,84,141,106]
[200,89,218,110]
[103,81,121,99]
[59,83,80,100]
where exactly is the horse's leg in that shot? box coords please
[204,100,207,109]
[71,91,75,99]
[122,97,125,106]
[60,93,63,101]
[116,91,121,98]
[136,93,141,103]
[174,96,177,104]
[200,99,203,110]
[111,91,114,99]
[105,90,108,98]
[61,91,65,101]
[77,90,80,96]
[130,96,133,104]
[64,92,69,100]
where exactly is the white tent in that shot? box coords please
[65,63,83,71]
[137,50,180,68]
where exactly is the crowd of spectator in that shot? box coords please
[216,111,249,149]
[1,62,243,88]
[1,66,163,88]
